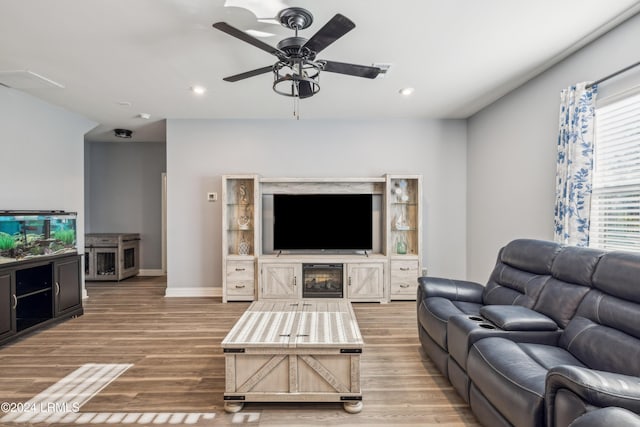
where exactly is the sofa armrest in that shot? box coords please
[546,365,640,426]
[568,407,640,427]
[480,305,559,331]
[417,276,483,303]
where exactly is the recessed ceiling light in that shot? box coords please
[191,85,206,95]
[117,101,132,107]
[138,113,151,120]
[399,87,415,96]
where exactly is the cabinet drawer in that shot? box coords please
[390,260,419,295]
[226,261,255,296]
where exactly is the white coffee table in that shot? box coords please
[222,299,364,413]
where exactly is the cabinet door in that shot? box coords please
[120,241,140,279]
[0,271,16,341]
[261,263,300,299]
[84,250,92,279]
[347,263,384,300]
[94,248,118,280]
[54,256,82,316]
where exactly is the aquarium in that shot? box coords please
[0,211,77,264]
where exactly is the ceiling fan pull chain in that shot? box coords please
[294,95,300,120]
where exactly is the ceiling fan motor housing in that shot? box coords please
[277,37,315,60]
[278,7,314,30]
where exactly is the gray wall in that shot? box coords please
[0,86,95,277]
[166,119,467,294]
[466,13,640,283]
[84,141,166,270]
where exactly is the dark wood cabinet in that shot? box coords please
[54,256,82,316]
[0,254,82,346]
[0,271,15,341]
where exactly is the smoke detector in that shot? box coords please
[114,128,133,139]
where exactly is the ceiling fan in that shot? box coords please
[212,7,382,100]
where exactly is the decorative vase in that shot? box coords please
[238,236,250,255]
[396,235,408,254]
[237,215,250,230]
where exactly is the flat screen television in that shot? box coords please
[273,194,373,251]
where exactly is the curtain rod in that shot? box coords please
[587,60,640,88]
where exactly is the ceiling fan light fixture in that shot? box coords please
[272,62,321,98]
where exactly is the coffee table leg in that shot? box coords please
[343,401,363,414]
[224,401,244,413]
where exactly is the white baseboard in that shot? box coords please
[139,269,165,276]
[164,287,222,298]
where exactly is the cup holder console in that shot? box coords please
[466,315,497,330]
[479,323,496,330]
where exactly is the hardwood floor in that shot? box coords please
[0,277,480,426]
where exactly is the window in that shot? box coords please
[590,91,640,251]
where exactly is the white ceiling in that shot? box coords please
[1,0,639,143]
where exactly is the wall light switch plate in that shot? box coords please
[422,268,428,276]
[207,192,217,202]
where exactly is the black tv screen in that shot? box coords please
[273,194,373,251]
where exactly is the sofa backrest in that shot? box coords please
[559,251,640,376]
[532,246,604,328]
[482,239,562,308]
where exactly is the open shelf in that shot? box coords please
[15,264,54,332]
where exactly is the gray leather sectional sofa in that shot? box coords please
[417,239,640,427]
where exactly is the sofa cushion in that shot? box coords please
[559,251,640,376]
[527,246,603,329]
[592,251,640,304]
[532,277,590,329]
[550,246,604,287]
[480,305,558,331]
[468,337,585,427]
[481,239,561,308]
[483,264,553,307]
[500,239,563,275]
[560,314,640,376]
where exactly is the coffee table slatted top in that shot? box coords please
[222,299,364,349]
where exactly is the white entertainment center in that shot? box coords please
[222,174,422,303]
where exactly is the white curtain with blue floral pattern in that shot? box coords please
[554,82,598,246]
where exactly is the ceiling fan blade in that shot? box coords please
[213,22,284,57]
[321,61,381,79]
[303,14,355,55]
[223,65,274,82]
